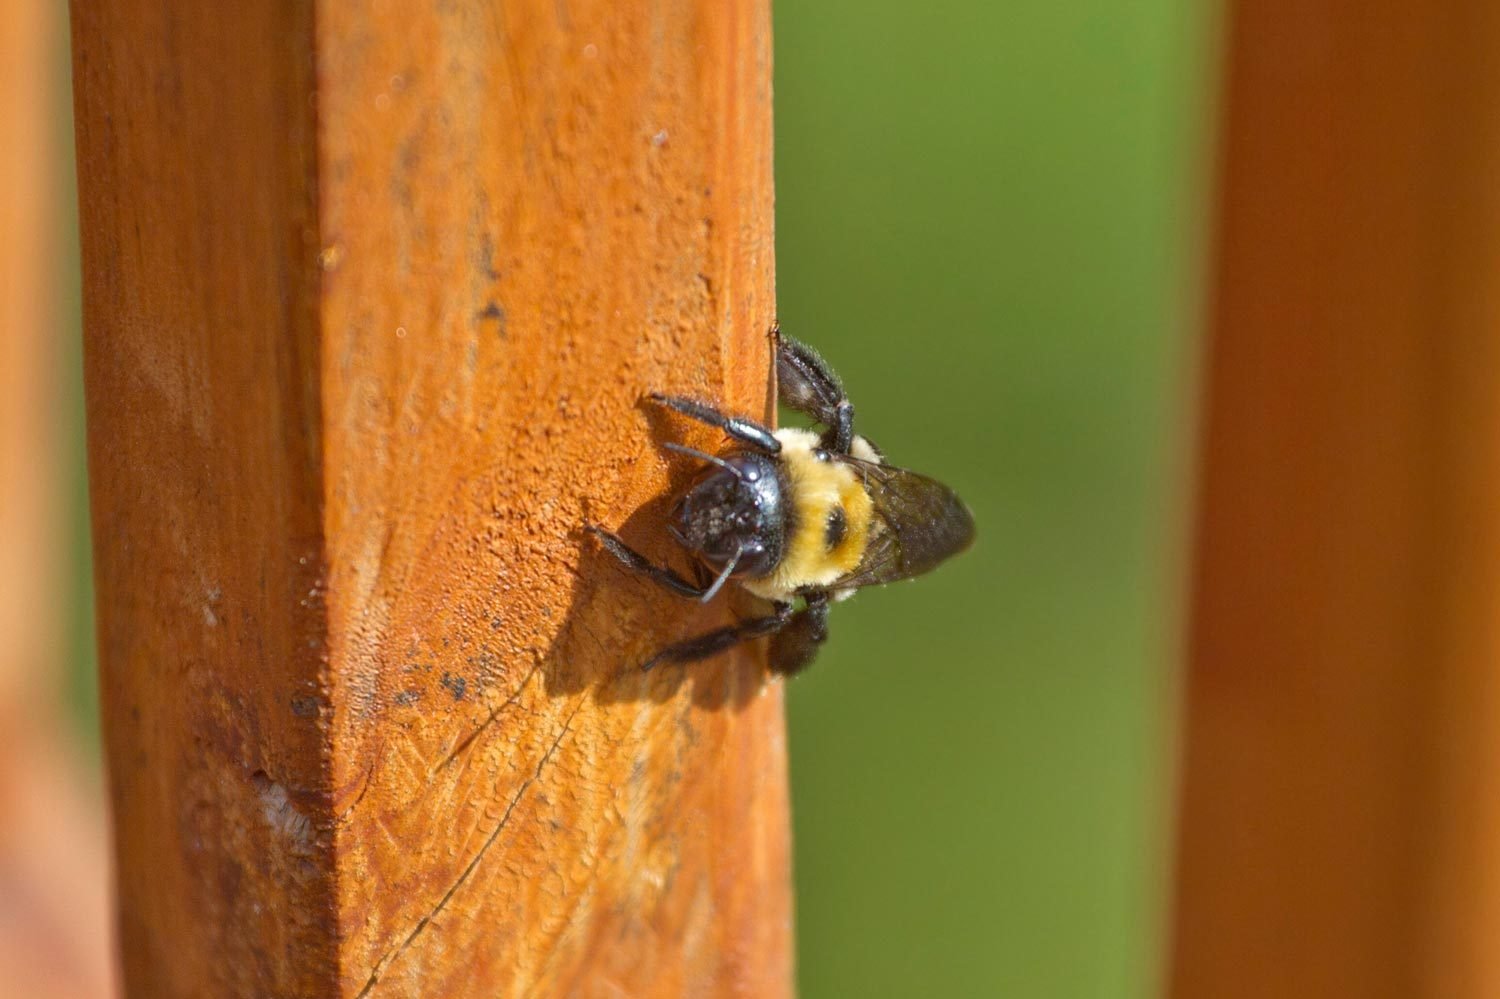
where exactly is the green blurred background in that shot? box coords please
[772,1,1211,996]
[53,1,1212,994]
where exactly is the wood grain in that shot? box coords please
[1170,2,1500,996]
[72,1,790,995]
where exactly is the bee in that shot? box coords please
[589,327,975,676]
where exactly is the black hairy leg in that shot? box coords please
[646,393,781,455]
[774,327,855,455]
[588,526,708,600]
[768,593,830,676]
[642,602,796,671]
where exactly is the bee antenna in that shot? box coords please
[661,441,745,479]
[698,546,742,604]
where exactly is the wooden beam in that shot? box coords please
[1171,2,1500,996]
[71,1,789,995]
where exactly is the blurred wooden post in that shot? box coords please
[0,0,114,995]
[71,1,790,995]
[1171,2,1500,997]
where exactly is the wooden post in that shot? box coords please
[1171,2,1500,997]
[71,1,790,995]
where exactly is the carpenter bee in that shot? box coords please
[589,327,975,676]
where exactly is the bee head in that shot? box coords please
[670,452,785,582]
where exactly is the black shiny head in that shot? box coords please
[670,452,785,581]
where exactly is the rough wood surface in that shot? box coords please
[72,1,790,995]
[1170,2,1500,997]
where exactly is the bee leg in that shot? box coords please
[774,328,855,455]
[588,526,706,599]
[767,593,830,676]
[642,602,795,671]
[646,393,781,454]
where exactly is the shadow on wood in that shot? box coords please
[544,396,772,710]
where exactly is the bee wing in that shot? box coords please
[834,458,975,588]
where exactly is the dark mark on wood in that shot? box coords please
[440,672,467,701]
[437,663,542,772]
[477,301,507,337]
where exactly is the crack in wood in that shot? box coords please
[335,757,380,826]
[436,661,543,772]
[356,700,582,997]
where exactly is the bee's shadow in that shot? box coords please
[542,419,765,712]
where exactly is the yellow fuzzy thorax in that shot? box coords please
[740,428,875,602]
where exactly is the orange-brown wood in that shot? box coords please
[1171,2,1500,997]
[0,0,114,995]
[72,1,790,995]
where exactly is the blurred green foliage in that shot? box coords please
[773,1,1210,996]
[56,18,98,747]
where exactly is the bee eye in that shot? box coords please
[824,506,847,550]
